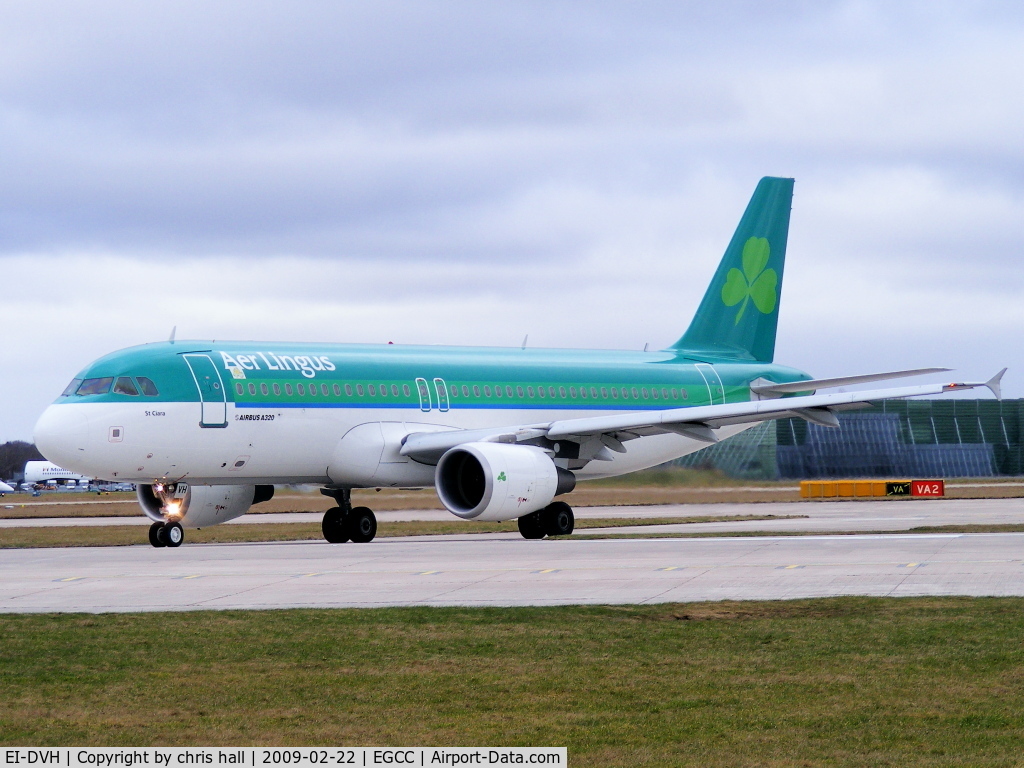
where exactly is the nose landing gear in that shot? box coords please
[149,521,184,547]
[321,488,377,544]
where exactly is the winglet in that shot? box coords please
[986,368,1007,401]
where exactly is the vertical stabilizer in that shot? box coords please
[671,177,794,362]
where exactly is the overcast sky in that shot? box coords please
[2,1,1022,442]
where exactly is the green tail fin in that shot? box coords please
[671,176,794,363]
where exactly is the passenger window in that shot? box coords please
[631,387,639,399]
[517,386,525,398]
[392,384,399,396]
[137,377,159,396]
[260,383,269,396]
[569,387,577,398]
[322,384,329,396]
[642,388,649,399]
[559,387,566,398]
[590,387,598,398]
[505,385,513,397]
[357,384,364,396]
[345,384,353,396]
[113,377,139,396]
[682,388,688,399]
[538,386,546,398]
[77,377,114,395]
[236,383,244,396]
[273,383,281,396]
[403,384,411,397]
[474,386,482,397]
[298,383,305,395]
[671,388,679,400]
[622,387,630,398]
[248,383,256,395]
[62,379,83,396]
[286,383,293,396]
[309,384,317,396]
[580,387,587,399]
[462,385,470,397]
[333,384,340,396]
[379,384,387,397]
[368,384,376,396]
[495,386,502,398]
[450,385,458,397]
[611,388,618,399]
[527,386,535,397]
[601,387,608,398]
[652,388,659,400]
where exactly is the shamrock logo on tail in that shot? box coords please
[721,237,778,325]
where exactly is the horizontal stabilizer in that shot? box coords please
[986,368,1007,401]
[750,368,951,396]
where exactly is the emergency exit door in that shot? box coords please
[182,354,228,428]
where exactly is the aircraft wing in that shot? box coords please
[400,369,1005,465]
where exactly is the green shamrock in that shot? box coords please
[496,471,507,481]
[721,237,778,325]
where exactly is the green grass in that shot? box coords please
[0,515,803,549]
[3,599,1024,765]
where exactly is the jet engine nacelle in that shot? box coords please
[137,483,274,528]
[435,442,575,522]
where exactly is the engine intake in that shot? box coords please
[137,483,274,528]
[435,442,575,521]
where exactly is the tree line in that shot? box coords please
[0,441,45,481]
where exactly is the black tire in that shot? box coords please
[149,522,166,548]
[542,501,574,537]
[159,521,184,548]
[517,511,546,539]
[322,507,349,543]
[347,507,377,543]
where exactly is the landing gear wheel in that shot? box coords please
[322,507,350,543]
[542,502,574,537]
[517,511,546,539]
[347,507,377,543]
[158,521,184,548]
[149,522,166,548]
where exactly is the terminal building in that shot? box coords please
[673,398,1024,480]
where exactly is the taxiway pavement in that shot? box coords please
[3,526,1024,612]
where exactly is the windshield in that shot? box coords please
[76,377,114,396]
[61,379,83,397]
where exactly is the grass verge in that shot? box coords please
[2,598,1024,765]
[0,514,804,549]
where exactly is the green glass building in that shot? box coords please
[672,399,1024,480]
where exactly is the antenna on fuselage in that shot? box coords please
[521,334,528,350]
[168,326,177,344]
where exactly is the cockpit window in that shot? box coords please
[137,377,159,396]
[113,377,139,396]
[76,377,114,396]
[61,379,83,397]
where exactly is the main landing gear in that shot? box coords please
[149,521,184,548]
[517,501,575,539]
[321,489,377,544]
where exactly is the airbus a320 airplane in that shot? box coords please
[34,178,1005,548]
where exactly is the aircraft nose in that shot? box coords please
[34,404,91,470]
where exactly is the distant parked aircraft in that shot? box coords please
[22,461,91,486]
